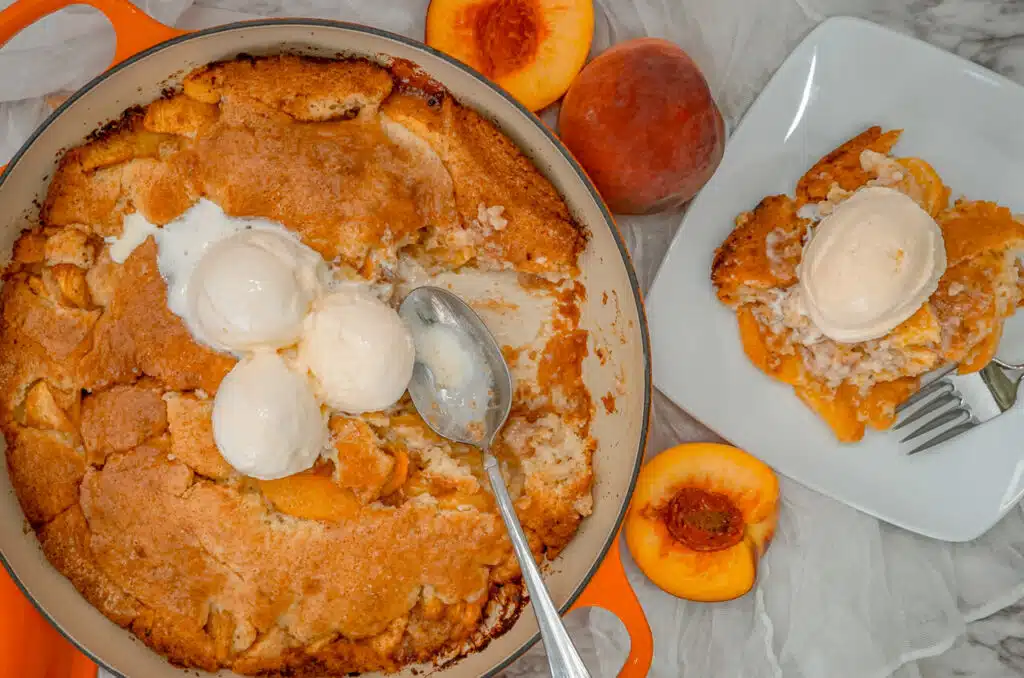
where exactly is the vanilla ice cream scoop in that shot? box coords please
[187,230,325,352]
[299,287,415,414]
[212,351,326,479]
[798,186,947,343]
[115,199,329,353]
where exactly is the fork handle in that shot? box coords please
[993,357,1024,371]
[981,364,1021,412]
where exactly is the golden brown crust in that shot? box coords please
[79,445,212,620]
[22,380,79,434]
[122,153,203,226]
[80,381,167,465]
[143,94,220,136]
[72,241,236,393]
[382,94,586,273]
[1,276,99,361]
[43,112,188,235]
[932,251,1004,364]
[165,393,235,480]
[795,126,902,205]
[7,427,85,524]
[711,194,808,305]
[42,158,125,236]
[517,469,592,554]
[44,227,96,269]
[183,56,394,121]
[3,54,593,675]
[76,110,172,171]
[130,608,221,672]
[938,199,1024,266]
[12,231,48,265]
[195,100,442,268]
[38,506,143,627]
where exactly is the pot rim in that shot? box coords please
[0,17,653,678]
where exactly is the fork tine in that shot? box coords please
[896,378,954,414]
[907,421,978,455]
[893,391,960,430]
[899,406,971,442]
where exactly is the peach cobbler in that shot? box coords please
[0,56,596,674]
[712,127,1024,442]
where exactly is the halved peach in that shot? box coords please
[625,443,779,602]
[425,0,594,111]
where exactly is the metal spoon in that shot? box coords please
[398,286,591,678]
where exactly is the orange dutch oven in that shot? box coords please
[0,1,654,677]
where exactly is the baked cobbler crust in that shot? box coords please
[712,127,1024,442]
[1,56,594,675]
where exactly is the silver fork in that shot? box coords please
[894,358,1024,455]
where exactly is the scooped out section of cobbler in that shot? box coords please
[0,55,595,675]
[712,127,1024,442]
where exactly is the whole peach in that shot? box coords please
[558,38,725,215]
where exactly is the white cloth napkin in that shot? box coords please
[3,1,1024,677]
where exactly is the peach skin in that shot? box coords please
[558,38,725,214]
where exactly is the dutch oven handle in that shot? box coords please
[570,527,654,677]
[0,0,186,67]
[0,0,186,180]
[0,567,97,678]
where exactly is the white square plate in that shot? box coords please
[647,16,1024,542]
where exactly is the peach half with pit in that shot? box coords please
[425,0,594,112]
[625,443,779,602]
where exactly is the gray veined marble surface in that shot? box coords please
[922,602,1024,678]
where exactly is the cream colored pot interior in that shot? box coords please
[0,22,649,678]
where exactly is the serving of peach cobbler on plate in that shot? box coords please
[712,126,1024,442]
[0,55,597,674]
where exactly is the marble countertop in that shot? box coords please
[924,602,1024,678]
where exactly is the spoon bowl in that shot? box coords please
[398,285,592,678]
[399,286,512,447]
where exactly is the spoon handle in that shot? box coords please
[483,451,592,678]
